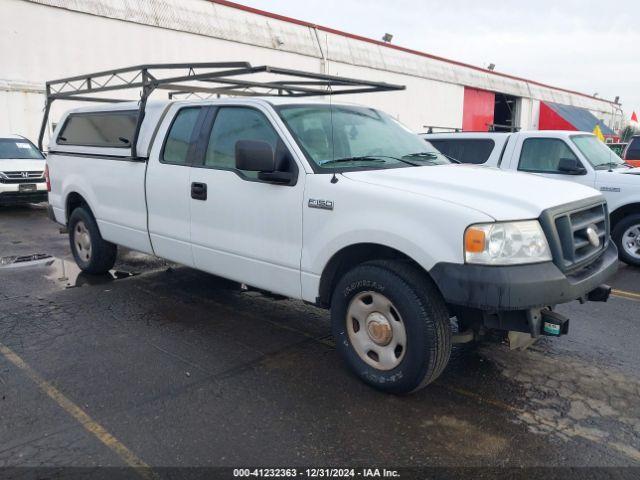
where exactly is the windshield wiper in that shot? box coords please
[402,151,458,164]
[595,161,628,171]
[319,156,387,166]
[320,155,419,167]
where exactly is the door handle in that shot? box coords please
[191,182,207,200]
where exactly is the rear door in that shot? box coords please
[188,104,305,299]
[146,105,207,266]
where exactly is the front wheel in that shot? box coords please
[331,260,452,394]
[612,214,640,267]
[68,207,117,274]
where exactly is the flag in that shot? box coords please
[632,111,638,123]
[593,124,605,142]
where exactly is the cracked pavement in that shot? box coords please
[1,204,640,471]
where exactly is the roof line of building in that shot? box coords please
[209,0,617,106]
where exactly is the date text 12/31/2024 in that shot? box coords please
[233,468,400,478]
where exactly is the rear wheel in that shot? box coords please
[331,260,452,394]
[613,214,640,267]
[68,207,117,274]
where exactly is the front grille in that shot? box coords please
[0,171,45,184]
[540,200,608,273]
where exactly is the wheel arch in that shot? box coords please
[65,191,93,223]
[610,202,640,229]
[317,242,439,308]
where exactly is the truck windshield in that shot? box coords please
[571,135,626,170]
[0,138,44,160]
[277,105,450,171]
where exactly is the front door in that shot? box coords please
[189,105,305,299]
[513,137,595,188]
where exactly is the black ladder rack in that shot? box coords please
[38,62,405,157]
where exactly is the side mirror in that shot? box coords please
[235,139,295,185]
[557,157,586,175]
[235,140,276,172]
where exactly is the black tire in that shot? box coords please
[68,206,117,274]
[612,214,640,267]
[331,260,452,394]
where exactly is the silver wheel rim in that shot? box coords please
[346,291,407,371]
[73,221,92,263]
[622,224,640,260]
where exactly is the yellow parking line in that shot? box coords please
[0,343,156,479]
[611,289,640,302]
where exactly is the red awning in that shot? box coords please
[539,102,615,137]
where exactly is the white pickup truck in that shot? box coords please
[44,64,617,394]
[423,130,640,267]
[0,135,48,205]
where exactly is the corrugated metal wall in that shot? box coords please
[0,0,622,142]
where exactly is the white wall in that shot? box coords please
[0,0,620,143]
[0,82,47,139]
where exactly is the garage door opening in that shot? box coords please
[493,93,519,132]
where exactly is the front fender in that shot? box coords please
[299,174,494,302]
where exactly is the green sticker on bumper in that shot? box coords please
[543,322,561,335]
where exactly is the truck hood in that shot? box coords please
[599,167,640,185]
[0,159,46,172]
[620,168,640,174]
[342,164,602,221]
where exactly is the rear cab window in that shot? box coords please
[427,139,496,164]
[57,110,138,148]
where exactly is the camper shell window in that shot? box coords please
[57,110,139,148]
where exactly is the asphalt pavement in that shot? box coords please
[1,204,639,476]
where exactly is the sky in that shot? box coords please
[239,0,640,122]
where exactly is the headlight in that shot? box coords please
[464,220,552,265]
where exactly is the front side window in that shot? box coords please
[571,134,625,170]
[58,111,138,148]
[518,138,579,173]
[163,107,202,165]
[0,138,44,160]
[204,107,279,176]
[277,105,449,171]
[427,139,495,164]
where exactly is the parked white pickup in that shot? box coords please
[47,100,617,393]
[423,130,640,266]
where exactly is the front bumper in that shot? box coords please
[0,190,48,205]
[430,241,618,311]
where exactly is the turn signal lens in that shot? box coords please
[464,228,486,253]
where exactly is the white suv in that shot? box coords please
[0,135,48,205]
